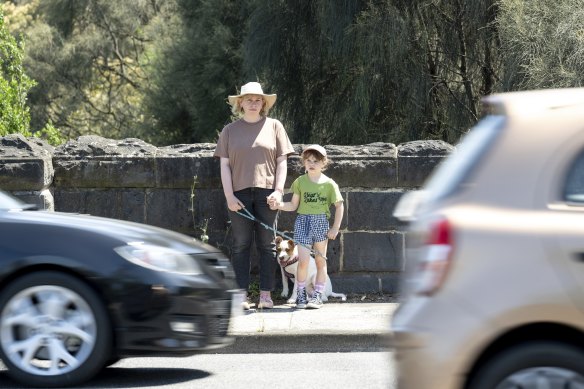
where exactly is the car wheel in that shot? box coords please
[0,271,112,388]
[467,341,584,389]
[104,355,121,367]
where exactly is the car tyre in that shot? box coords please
[0,271,112,388]
[467,341,584,389]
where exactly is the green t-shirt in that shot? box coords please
[291,174,343,217]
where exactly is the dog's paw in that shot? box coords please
[280,291,288,298]
[287,298,296,304]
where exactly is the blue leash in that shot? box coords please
[235,207,328,260]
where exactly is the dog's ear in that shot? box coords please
[287,239,295,249]
[275,236,282,244]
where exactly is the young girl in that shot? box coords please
[269,145,344,309]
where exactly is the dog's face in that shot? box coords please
[275,236,296,264]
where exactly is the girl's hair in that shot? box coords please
[230,95,271,117]
[300,149,330,171]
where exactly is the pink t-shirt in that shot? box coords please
[214,117,295,192]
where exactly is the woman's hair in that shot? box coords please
[300,149,330,171]
[231,95,271,117]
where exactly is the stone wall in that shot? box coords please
[0,134,454,294]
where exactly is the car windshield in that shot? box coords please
[0,191,27,210]
[423,114,505,203]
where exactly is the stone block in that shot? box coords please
[118,190,148,223]
[53,188,86,213]
[328,159,397,188]
[55,135,158,157]
[379,273,402,294]
[155,156,221,189]
[397,155,447,188]
[188,188,230,235]
[330,274,383,294]
[54,188,146,223]
[397,140,454,188]
[53,158,157,188]
[276,208,296,232]
[0,135,54,189]
[0,159,53,190]
[144,189,191,231]
[325,237,341,273]
[347,190,406,230]
[11,189,54,211]
[397,140,453,157]
[330,273,401,294]
[343,232,405,272]
[83,189,125,219]
[206,228,232,255]
[145,188,227,234]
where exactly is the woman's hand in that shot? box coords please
[266,190,283,210]
[267,197,280,210]
[227,195,244,212]
[267,190,283,202]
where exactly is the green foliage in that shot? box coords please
[6,0,584,147]
[498,0,584,90]
[0,8,36,137]
[15,0,167,140]
[141,0,251,145]
[247,279,260,301]
[37,121,66,145]
[244,0,500,145]
[393,0,501,142]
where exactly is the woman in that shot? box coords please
[214,82,295,309]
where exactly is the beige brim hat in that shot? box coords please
[228,82,277,109]
[302,144,327,157]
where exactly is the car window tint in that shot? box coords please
[564,151,584,203]
[424,115,504,203]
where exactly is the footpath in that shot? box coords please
[216,302,399,354]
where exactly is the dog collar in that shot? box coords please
[279,254,299,268]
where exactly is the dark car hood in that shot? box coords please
[1,209,219,254]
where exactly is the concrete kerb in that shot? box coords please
[213,303,398,354]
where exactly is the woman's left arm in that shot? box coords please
[268,155,288,202]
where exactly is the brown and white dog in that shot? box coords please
[275,236,347,304]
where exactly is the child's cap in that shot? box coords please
[302,144,327,157]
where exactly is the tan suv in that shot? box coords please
[391,88,584,389]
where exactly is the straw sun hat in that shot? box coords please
[228,82,277,109]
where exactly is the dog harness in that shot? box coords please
[279,254,299,280]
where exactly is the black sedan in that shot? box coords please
[0,191,242,387]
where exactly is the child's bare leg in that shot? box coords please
[307,240,328,309]
[296,245,311,283]
[313,240,328,285]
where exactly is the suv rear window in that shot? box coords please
[423,115,504,203]
[564,151,584,203]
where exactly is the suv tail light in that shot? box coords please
[415,218,453,296]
